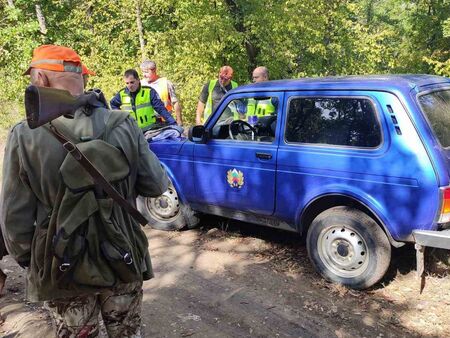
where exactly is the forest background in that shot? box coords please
[1,0,450,127]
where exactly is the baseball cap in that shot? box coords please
[82,64,96,76]
[23,44,82,75]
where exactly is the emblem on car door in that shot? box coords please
[226,169,244,189]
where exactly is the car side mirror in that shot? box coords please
[188,125,208,143]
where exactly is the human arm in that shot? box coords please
[174,102,183,125]
[195,83,210,125]
[110,91,122,110]
[167,80,183,126]
[135,123,169,196]
[167,80,183,125]
[150,88,176,125]
[109,116,169,196]
[0,126,38,266]
[196,101,205,125]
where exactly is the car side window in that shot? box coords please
[285,97,381,148]
[211,97,279,142]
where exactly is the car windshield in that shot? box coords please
[418,89,450,148]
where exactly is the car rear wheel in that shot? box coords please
[137,181,199,231]
[306,206,391,289]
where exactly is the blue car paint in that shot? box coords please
[149,75,450,243]
[275,89,439,240]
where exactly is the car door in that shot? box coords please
[192,92,284,215]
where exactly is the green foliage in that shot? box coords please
[1,0,449,127]
[0,3,40,129]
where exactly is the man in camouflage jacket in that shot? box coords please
[0,45,168,337]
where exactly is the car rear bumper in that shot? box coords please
[413,228,450,281]
[413,229,450,250]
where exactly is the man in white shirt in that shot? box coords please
[140,60,182,125]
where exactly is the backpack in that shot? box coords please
[46,109,150,289]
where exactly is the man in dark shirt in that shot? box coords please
[110,69,176,131]
[195,66,238,125]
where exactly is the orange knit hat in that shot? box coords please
[24,45,82,75]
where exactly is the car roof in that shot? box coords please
[233,74,450,93]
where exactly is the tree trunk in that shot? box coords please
[86,4,94,33]
[224,0,259,78]
[35,4,48,35]
[7,0,14,8]
[136,1,146,61]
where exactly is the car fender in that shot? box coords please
[298,184,404,247]
[159,162,188,204]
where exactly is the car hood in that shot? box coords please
[148,137,189,156]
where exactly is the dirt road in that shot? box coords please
[1,217,450,337]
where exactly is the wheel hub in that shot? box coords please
[147,186,180,220]
[159,199,169,209]
[336,242,349,257]
[318,226,369,277]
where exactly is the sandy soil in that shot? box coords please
[1,217,449,338]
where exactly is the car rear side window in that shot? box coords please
[418,89,450,148]
[286,97,382,148]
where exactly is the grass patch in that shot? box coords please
[0,100,23,135]
[0,100,23,181]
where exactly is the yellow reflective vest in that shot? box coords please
[246,98,276,117]
[152,77,172,112]
[119,87,156,129]
[203,79,238,121]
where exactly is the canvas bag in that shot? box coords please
[47,110,149,289]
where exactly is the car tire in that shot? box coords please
[136,181,199,231]
[306,206,391,289]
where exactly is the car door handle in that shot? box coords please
[256,152,272,160]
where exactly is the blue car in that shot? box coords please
[137,75,450,289]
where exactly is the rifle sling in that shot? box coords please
[49,123,148,226]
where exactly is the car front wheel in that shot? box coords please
[137,181,199,231]
[306,206,391,289]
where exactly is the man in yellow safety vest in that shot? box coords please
[246,66,276,120]
[195,66,238,125]
[110,69,176,131]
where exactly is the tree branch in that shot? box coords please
[224,0,259,76]
[136,1,146,61]
[35,4,47,35]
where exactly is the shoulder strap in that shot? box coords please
[48,122,148,226]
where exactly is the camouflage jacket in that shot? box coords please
[0,106,168,301]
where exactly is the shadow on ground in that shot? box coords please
[142,215,450,337]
